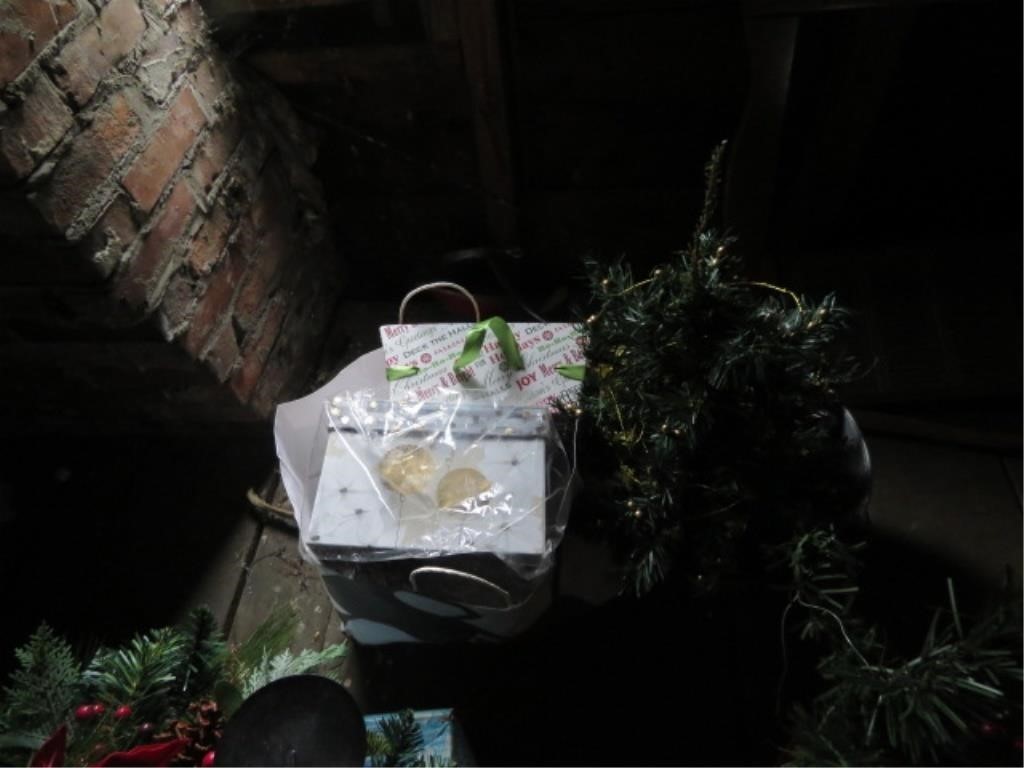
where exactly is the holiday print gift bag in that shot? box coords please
[380,283,585,408]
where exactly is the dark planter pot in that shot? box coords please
[216,675,366,767]
[556,405,874,604]
[833,406,873,527]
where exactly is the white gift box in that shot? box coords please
[295,396,566,645]
[305,400,551,561]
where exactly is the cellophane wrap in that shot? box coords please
[299,390,573,581]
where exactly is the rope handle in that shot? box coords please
[398,282,481,324]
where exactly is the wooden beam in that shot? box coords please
[779,7,915,245]
[723,5,799,280]
[454,0,519,247]
[852,409,1022,452]
[746,0,973,16]
[245,44,462,85]
[204,0,366,17]
[420,0,460,43]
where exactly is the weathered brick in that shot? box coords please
[183,248,244,356]
[122,86,205,212]
[187,201,234,274]
[274,286,326,384]
[93,194,138,247]
[229,131,271,191]
[0,73,74,181]
[227,210,256,261]
[232,224,287,332]
[230,298,285,403]
[0,0,78,87]
[250,327,295,416]
[157,266,200,336]
[136,28,189,103]
[250,159,293,236]
[114,178,195,308]
[85,194,138,278]
[258,280,333,409]
[191,110,242,197]
[204,322,240,381]
[191,58,230,117]
[167,0,205,45]
[34,93,140,232]
[52,0,146,107]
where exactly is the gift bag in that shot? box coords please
[273,284,584,644]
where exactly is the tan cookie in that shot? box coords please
[378,445,437,495]
[436,468,492,510]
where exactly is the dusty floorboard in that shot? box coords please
[173,512,261,630]
[867,437,1022,589]
[1003,455,1023,507]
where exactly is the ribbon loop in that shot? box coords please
[554,364,586,381]
[454,316,525,373]
[385,365,420,381]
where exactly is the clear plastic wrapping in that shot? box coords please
[299,391,573,581]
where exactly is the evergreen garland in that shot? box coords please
[570,143,1022,764]
[781,528,1021,765]
[0,606,348,767]
[0,611,449,767]
[574,142,862,595]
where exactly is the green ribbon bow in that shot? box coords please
[385,365,420,381]
[453,316,525,373]
[554,364,586,381]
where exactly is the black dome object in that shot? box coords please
[216,675,366,767]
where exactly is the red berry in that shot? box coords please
[114,705,132,720]
[201,750,216,767]
[980,721,1005,736]
[92,704,106,717]
[75,704,96,721]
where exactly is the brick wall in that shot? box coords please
[0,0,340,420]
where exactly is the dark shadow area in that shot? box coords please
[0,431,275,675]
[337,529,1018,766]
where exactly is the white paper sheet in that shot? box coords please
[274,347,388,529]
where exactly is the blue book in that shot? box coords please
[363,708,473,766]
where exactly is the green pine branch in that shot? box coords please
[83,627,186,722]
[241,642,348,698]
[230,605,299,681]
[369,710,425,768]
[786,582,1022,766]
[0,623,81,757]
[174,606,228,706]
[366,709,458,767]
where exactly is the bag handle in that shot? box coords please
[387,282,527,382]
[398,282,481,324]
